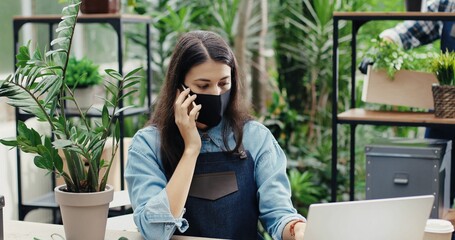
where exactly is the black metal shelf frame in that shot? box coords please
[12,14,151,221]
[331,13,455,202]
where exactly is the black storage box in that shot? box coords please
[365,138,452,218]
[0,195,4,240]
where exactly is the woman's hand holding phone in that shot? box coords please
[181,85,197,111]
[174,85,202,154]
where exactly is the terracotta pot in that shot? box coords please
[55,184,114,240]
[80,0,120,14]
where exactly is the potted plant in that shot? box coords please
[362,38,438,109]
[0,1,140,239]
[430,51,455,118]
[65,56,103,109]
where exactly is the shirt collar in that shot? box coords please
[197,119,232,148]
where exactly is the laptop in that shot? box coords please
[303,195,434,240]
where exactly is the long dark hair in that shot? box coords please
[148,30,252,178]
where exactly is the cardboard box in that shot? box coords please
[362,66,438,109]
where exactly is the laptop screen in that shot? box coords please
[303,195,434,240]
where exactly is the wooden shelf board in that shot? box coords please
[13,13,151,22]
[338,108,455,125]
[333,12,455,17]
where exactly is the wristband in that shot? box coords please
[290,219,305,237]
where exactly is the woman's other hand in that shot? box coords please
[294,222,306,239]
[284,220,306,240]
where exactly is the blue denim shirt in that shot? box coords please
[125,119,305,240]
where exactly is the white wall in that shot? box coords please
[0,0,58,221]
[0,98,54,222]
[0,118,19,220]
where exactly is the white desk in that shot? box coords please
[5,220,220,239]
[6,220,143,240]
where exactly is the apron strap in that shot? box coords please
[236,144,248,159]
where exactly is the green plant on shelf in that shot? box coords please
[65,57,102,88]
[430,51,455,86]
[366,38,434,79]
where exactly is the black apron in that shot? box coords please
[174,150,260,239]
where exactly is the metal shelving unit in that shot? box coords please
[12,13,151,221]
[331,12,455,202]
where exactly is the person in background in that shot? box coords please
[380,0,455,52]
[125,30,306,240]
[380,0,455,207]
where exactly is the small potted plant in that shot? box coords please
[65,56,102,109]
[430,51,455,118]
[0,1,140,239]
[362,38,438,109]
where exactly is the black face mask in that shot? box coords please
[192,89,231,128]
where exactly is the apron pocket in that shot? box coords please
[189,171,238,200]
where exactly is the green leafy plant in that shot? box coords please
[366,38,433,79]
[430,51,455,86]
[288,169,319,216]
[65,56,102,88]
[0,0,141,193]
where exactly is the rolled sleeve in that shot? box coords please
[135,190,188,239]
[125,128,189,240]
[379,29,404,48]
[247,123,305,240]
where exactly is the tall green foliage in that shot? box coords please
[147,1,205,86]
[272,0,308,111]
[268,0,354,202]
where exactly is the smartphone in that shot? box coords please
[181,84,197,108]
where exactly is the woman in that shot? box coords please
[125,30,306,240]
